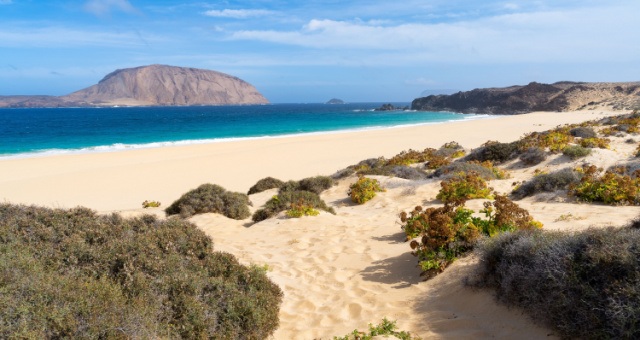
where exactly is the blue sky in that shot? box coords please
[1,0,639,103]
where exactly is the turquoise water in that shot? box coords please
[0,103,486,158]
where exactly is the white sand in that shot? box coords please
[1,109,637,338]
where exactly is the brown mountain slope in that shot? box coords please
[0,65,268,108]
[412,81,640,114]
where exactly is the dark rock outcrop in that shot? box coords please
[411,81,640,114]
[0,65,269,108]
[374,103,409,111]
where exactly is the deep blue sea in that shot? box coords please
[0,103,488,159]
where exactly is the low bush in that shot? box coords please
[0,204,283,339]
[252,190,335,222]
[471,225,640,339]
[248,176,284,195]
[511,168,582,199]
[569,126,597,138]
[435,141,465,158]
[436,171,493,203]
[579,137,610,149]
[569,165,640,205]
[333,318,418,340]
[387,148,436,166]
[519,147,547,166]
[399,195,541,278]
[298,175,334,194]
[348,176,385,204]
[142,200,161,208]
[424,154,451,170]
[465,141,521,164]
[165,183,251,219]
[278,176,334,195]
[432,161,504,180]
[285,201,320,218]
[520,128,574,153]
[562,145,591,159]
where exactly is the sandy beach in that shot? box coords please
[2,109,638,338]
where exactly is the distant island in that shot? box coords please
[326,98,345,104]
[411,81,640,114]
[0,65,269,108]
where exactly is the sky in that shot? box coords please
[1,0,639,103]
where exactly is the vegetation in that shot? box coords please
[285,201,320,218]
[333,318,419,340]
[569,126,597,138]
[432,160,507,180]
[579,137,610,149]
[400,194,541,278]
[252,190,335,222]
[511,168,582,199]
[465,140,521,164]
[165,183,251,219]
[562,145,591,159]
[569,165,640,205]
[471,223,640,339]
[348,176,385,204]
[519,128,574,153]
[436,171,493,203]
[519,147,547,166]
[248,176,284,195]
[0,204,283,338]
[141,200,161,208]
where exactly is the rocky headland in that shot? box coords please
[411,81,640,114]
[0,65,269,108]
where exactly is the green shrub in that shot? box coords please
[519,147,547,166]
[165,183,251,219]
[570,165,640,204]
[252,190,335,222]
[333,318,418,340]
[348,176,385,204]
[399,195,541,278]
[363,165,430,180]
[511,168,582,199]
[0,204,283,339]
[285,201,320,218]
[471,226,640,339]
[433,161,502,180]
[520,129,574,153]
[142,200,161,208]
[465,141,521,164]
[436,171,493,203]
[298,175,334,194]
[579,137,610,149]
[277,176,333,195]
[562,145,591,159]
[435,141,465,158]
[387,148,435,166]
[424,154,451,170]
[248,176,284,195]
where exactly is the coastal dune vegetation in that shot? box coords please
[3,110,640,338]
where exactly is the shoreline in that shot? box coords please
[0,109,623,212]
[0,112,491,161]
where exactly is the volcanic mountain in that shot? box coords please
[0,65,269,107]
[412,81,640,114]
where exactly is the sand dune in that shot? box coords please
[1,109,636,338]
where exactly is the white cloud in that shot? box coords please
[84,0,137,17]
[203,9,276,19]
[0,26,160,48]
[0,0,13,5]
[226,3,640,64]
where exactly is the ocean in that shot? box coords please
[0,103,488,159]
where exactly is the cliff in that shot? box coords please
[411,81,640,114]
[0,65,269,108]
